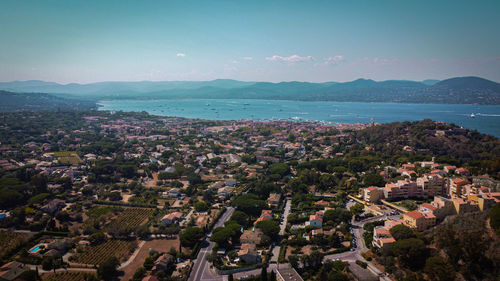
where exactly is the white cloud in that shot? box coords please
[243,57,253,60]
[314,55,345,66]
[176,53,186,57]
[265,54,314,63]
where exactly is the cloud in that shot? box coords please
[372,57,398,65]
[176,53,186,57]
[315,55,345,66]
[265,54,314,63]
[243,57,253,60]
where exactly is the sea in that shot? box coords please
[98,99,500,137]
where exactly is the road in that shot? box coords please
[324,214,397,281]
[181,208,195,227]
[270,198,291,264]
[188,207,235,281]
[279,199,291,236]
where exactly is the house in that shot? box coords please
[254,210,273,225]
[41,199,66,214]
[238,243,261,264]
[267,193,281,208]
[152,254,174,273]
[0,261,28,281]
[240,229,264,245]
[456,167,469,176]
[217,186,233,199]
[363,186,384,203]
[451,198,479,214]
[161,212,183,225]
[384,180,422,199]
[417,174,445,196]
[372,226,396,248]
[307,215,323,228]
[449,178,470,198]
[314,200,330,207]
[225,179,237,187]
[260,210,273,220]
[403,210,435,231]
[444,166,457,173]
[166,188,181,198]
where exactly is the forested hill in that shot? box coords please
[353,120,500,178]
[1,76,499,104]
[0,90,97,112]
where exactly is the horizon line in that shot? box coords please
[1,75,498,85]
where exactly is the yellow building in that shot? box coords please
[403,210,435,231]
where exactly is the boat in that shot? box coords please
[470,113,476,118]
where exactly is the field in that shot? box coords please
[104,208,154,231]
[86,206,123,220]
[43,272,97,281]
[0,231,31,261]
[53,151,82,165]
[72,240,137,265]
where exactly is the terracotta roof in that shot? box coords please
[420,203,438,211]
[404,210,424,220]
[310,215,323,222]
[380,237,396,244]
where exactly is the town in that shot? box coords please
[0,110,499,281]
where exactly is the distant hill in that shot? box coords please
[0,90,97,112]
[354,119,500,176]
[1,76,499,104]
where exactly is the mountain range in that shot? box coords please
[0,76,499,105]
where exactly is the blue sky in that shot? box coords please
[0,0,499,83]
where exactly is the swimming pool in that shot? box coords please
[28,245,41,253]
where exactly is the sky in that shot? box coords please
[0,0,499,84]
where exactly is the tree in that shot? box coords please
[364,173,385,187]
[18,270,39,281]
[232,194,267,217]
[256,220,280,241]
[288,255,299,269]
[261,266,268,281]
[323,208,352,225]
[131,267,147,281]
[230,210,249,227]
[424,257,455,281]
[349,204,364,216]
[328,272,349,281]
[194,201,209,212]
[270,270,277,281]
[268,163,290,177]
[489,203,500,234]
[389,224,415,240]
[180,227,204,248]
[391,238,427,270]
[97,256,120,281]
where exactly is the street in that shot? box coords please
[188,207,235,281]
[323,212,397,281]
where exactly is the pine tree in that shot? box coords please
[261,266,268,281]
[270,270,277,281]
